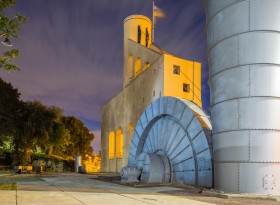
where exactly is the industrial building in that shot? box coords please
[101,15,212,187]
[101,0,280,195]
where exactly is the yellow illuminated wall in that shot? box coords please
[163,54,202,107]
[116,128,123,158]
[108,131,115,159]
[124,15,152,48]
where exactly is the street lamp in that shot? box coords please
[1,38,12,47]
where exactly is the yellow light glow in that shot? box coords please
[116,128,123,158]
[108,131,115,159]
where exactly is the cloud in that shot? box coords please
[0,0,208,152]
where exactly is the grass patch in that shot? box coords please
[0,174,43,190]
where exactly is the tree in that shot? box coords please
[0,0,28,72]
[0,77,22,136]
[13,101,65,164]
[0,77,23,159]
[60,116,94,159]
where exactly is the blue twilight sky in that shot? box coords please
[0,0,209,153]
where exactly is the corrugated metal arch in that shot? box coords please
[127,96,213,187]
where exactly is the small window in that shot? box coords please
[116,128,123,158]
[183,83,190,93]
[134,57,141,76]
[144,62,150,71]
[138,25,141,44]
[108,131,115,159]
[153,90,155,97]
[146,28,149,47]
[173,65,180,75]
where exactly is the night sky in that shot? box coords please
[0,0,209,154]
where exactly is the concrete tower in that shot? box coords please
[204,0,280,194]
[123,15,152,87]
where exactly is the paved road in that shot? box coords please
[1,173,279,205]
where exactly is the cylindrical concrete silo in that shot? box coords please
[204,0,280,194]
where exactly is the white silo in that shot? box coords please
[204,0,280,193]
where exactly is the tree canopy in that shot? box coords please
[0,0,28,72]
[0,77,22,136]
[0,78,95,165]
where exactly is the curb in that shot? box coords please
[202,190,280,201]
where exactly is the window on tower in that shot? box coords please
[173,65,180,75]
[138,25,141,44]
[183,83,190,93]
[146,28,149,47]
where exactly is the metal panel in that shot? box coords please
[173,99,186,121]
[211,66,249,104]
[204,0,244,21]
[214,163,239,193]
[207,0,248,48]
[140,112,148,131]
[172,171,195,185]
[171,145,194,167]
[166,97,176,116]
[213,131,250,162]
[145,105,153,123]
[250,130,280,162]
[166,128,185,157]
[162,119,174,152]
[172,156,196,172]
[209,36,239,77]
[239,98,280,130]
[198,170,212,187]
[169,136,189,161]
[152,99,159,117]
[239,32,280,65]
[250,66,280,97]
[250,0,280,32]
[196,150,212,170]
[211,100,239,133]
[240,163,280,194]
[159,97,165,115]
[187,117,203,140]
[192,131,209,154]
[180,107,194,129]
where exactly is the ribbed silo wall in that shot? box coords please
[204,0,280,194]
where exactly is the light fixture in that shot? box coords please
[1,38,12,47]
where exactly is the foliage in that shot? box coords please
[0,0,28,72]
[0,78,95,165]
[0,78,22,158]
[56,116,94,159]
[0,78,22,136]
[13,101,66,164]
